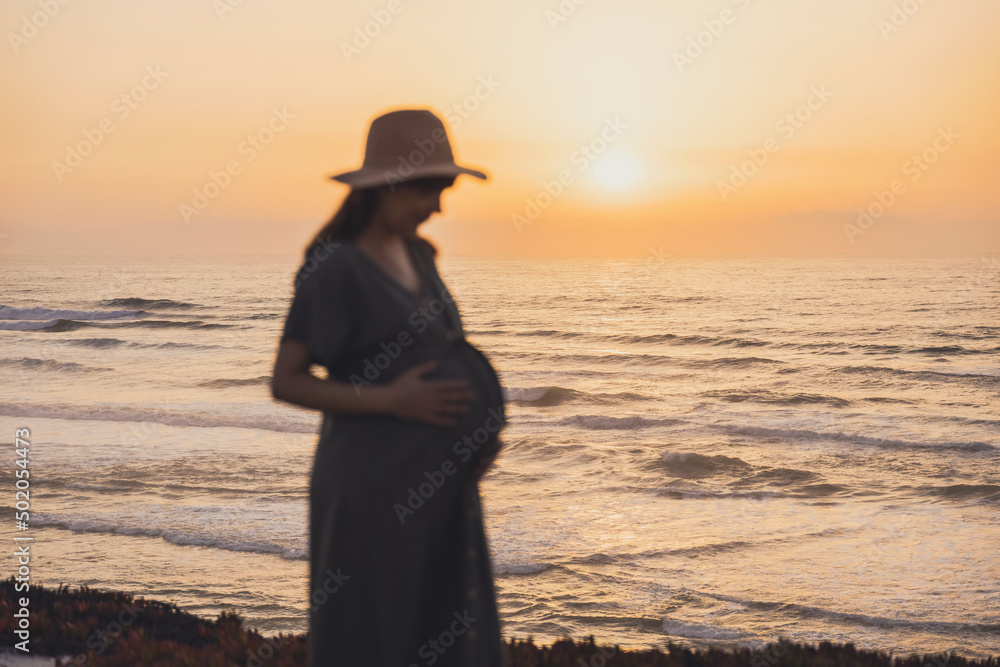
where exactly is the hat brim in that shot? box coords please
[330,163,488,189]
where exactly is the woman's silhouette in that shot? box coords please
[272,109,507,666]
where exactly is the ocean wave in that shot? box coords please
[511,329,585,339]
[53,477,305,499]
[719,424,995,452]
[919,484,1000,503]
[846,342,1000,356]
[63,337,128,348]
[559,352,682,366]
[505,386,649,406]
[505,386,582,406]
[837,364,1000,384]
[98,297,201,309]
[582,391,655,404]
[0,357,111,373]
[493,561,554,576]
[730,594,1000,635]
[88,319,233,330]
[682,356,786,369]
[621,528,848,561]
[0,401,318,434]
[31,513,305,560]
[792,483,851,498]
[560,415,685,430]
[196,376,272,389]
[654,451,752,478]
[656,488,783,501]
[701,389,851,408]
[13,318,235,332]
[148,341,226,349]
[435,326,999,361]
[0,319,66,331]
[687,588,1000,639]
[60,337,224,350]
[607,332,770,348]
[766,340,1000,357]
[910,345,1000,356]
[0,305,139,321]
[567,552,617,565]
[734,467,820,485]
[661,618,744,641]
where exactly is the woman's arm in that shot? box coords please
[271,339,391,414]
[271,339,474,426]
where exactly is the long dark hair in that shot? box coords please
[303,188,381,259]
[303,176,456,260]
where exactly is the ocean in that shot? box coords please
[1,253,998,658]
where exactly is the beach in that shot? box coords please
[1,253,998,659]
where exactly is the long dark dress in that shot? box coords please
[279,235,507,666]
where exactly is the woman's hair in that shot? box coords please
[303,176,455,259]
[303,187,381,259]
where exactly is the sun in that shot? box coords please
[591,150,642,191]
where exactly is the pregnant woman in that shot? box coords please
[271,109,507,666]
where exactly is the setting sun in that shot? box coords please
[591,150,642,191]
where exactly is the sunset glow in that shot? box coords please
[1,0,997,257]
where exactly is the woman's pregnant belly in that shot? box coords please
[323,336,505,487]
[421,338,506,467]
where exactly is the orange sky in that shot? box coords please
[1,0,997,257]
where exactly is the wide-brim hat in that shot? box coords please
[330,109,488,190]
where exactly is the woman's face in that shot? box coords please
[372,178,454,238]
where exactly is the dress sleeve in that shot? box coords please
[280,261,352,370]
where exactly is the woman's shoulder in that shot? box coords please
[293,240,358,289]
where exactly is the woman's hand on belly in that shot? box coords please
[384,359,475,427]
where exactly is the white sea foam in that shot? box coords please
[661,618,745,640]
[32,513,306,560]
